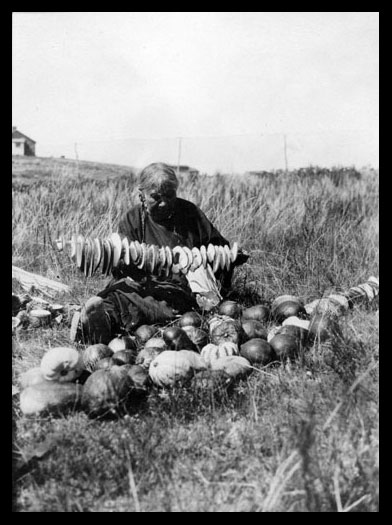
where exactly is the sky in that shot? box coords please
[12,12,379,173]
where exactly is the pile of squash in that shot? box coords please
[16,275,379,419]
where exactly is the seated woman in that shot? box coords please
[71,162,247,344]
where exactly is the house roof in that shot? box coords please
[12,129,36,143]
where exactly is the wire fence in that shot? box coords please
[38,129,378,175]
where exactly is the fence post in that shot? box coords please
[177,137,182,175]
[283,134,289,173]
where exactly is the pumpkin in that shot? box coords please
[200,342,239,365]
[282,316,310,330]
[240,338,276,365]
[149,350,207,388]
[305,297,346,318]
[218,300,242,318]
[241,319,268,341]
[135,324,157,343]
[82,344,113,373]
[16,309,30,327]
[308,313,341,342]
[163,326,198,352]
[112,349,137,366]
[40,347,84,382]
[12,316,21,335]
[94,357,116,370]
[125,364,151,392]
[136,347,164,370]
[326,294,350,313]
[81,365,133,417]
[178,311,203,328]
[144,337,167,350]
[208,314,234,334]
[182,326,209,352]
[29,309,52,328]
[108,335,137,353]
[210,318,243,345]
[267,325,281,342]
[271,295,306,323]
[277,324,309,347]
[12,294,21,316]
[19,367,47,389]
[200,343,219,364]
[20,381,83,416]
[269,334,299,360]
[210,355,253,379]
[241,305,270,323]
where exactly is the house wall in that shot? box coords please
[12,140,24,155]
[12,139,36,156]
[24,139,36,156]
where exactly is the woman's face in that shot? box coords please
[142,186,177,221]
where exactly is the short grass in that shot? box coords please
[12,156,379,512]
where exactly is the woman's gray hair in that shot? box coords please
[138,163,179,195]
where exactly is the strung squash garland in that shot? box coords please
[54,233,242,278]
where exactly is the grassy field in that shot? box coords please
[12,156,379,512]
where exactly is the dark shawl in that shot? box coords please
[97,198,232,332]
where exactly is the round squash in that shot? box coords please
[305,296,348,318]
[12,294,21,316]
[218,300,242,318]
[269,334,299,360]
[12,316,21,335]
[16,309,30,328]
[210,355,253,379]
[29,309,52,328]
[144,337,167,350]
[82,344,113,373]
[149,350,207,388]
[134,324,157,343]
[282,316,310,330]
[178,311,203,328]
[267,325,282,342]
[40,347,84,382]
[200,342,239,366]
[19,367,47,389]
[210,318,243,346]
[240,338,276,365]
[20,381,83,416]
[308,313,341,343]
[136,347,164,369]
[108,335,137,353]
[125,364,151,393]
[94,357,116,370]
[182,326,209,352]
[241,304,270,323]
[277,324,309,347]
[208,314,234,334]
[271,295,306,323]
[111,349,137,366]
[200,343,219,365]
[163,326,198,352]
[81,365,133,417]
[241,319,268,341]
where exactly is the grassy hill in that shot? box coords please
[12,155,137,184]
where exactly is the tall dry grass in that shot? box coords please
[12,159,379,512]
[12,162,378,304]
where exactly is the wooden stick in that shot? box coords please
[12,266,71,296]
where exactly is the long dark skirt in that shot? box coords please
[97,277,199,333]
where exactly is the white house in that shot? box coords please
[12,126,36,156]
